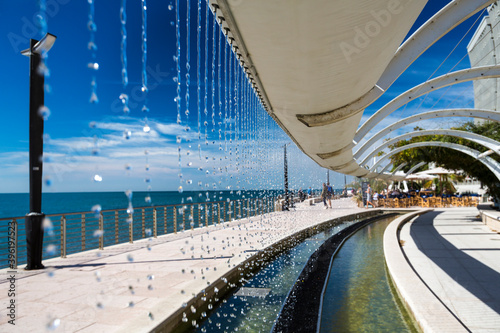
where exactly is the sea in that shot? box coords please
[0,190,286,219]
[0,188,342,219]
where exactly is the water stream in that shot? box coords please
[195,223,353,332]
[195,217,418,332]
[318,217,418,332]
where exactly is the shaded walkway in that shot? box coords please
[399,208,500,332]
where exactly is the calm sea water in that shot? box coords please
[0,188,341,219]
[0,190,287,219]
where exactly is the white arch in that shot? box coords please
[369,142,500,181]
[376,161,428,181]
[295,0,496,127]
[354,108,500,158]
[359,129,500,166]
[355,65,500,142]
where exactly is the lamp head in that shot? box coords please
[21,33,57,57]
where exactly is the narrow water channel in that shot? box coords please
[195,217,417,332]
[318,217,418,332]
[195,223,353,332]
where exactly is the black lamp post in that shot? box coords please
[21,33,57,270]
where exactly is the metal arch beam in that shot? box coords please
[359,129,500,166]
[406,161,427,175]
[354,108,500,158]
[296,0,495,127]
[363,161,427,180]
[369,142,500,181]
[355,65,500,142]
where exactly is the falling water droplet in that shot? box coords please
[93,229,104,237]
[91,204,102,216]
[123,130,132,140]
[46,268,55,278]
[89,91,99,104]
[88,62,99,70]
[42,218,54,236]
[127,254,134,262]
[38,105,50,120]
[93,174,102,182]
[45,244,56,255]
[46,318,61,330]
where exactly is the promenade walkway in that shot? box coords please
[0,198,364,333]
[3,199,499,333]
[388,206,500,333]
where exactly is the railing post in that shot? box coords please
[229,201,232,221]
[141,208,145,238]
[61,215,67,258]
[153,208,157,238]
[98,213,104,250]
[164,207,167,234]
[190,205,194,231]
[223,201,226,222]
[205,203,209,227]
[198,204,201,228]
[247,199,250,217]
[212,204,215,225]
[173,206,177,234]
[217,203,221,224]
[238,200,241,219]
[81,214,86,251]
[182,206,186,231]
[115,211,119,244]
[128,213,133,243]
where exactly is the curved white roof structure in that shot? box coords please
[211,0,497,177]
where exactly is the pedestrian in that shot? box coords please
[365,184,374,208]
[321,183,328,209]
[327,182,333,208]
[307,187,312,198]
[373,191,379,207]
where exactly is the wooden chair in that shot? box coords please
[418,197,429,208]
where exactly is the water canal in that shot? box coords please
[318,217,418,332]
[194,216,418,332]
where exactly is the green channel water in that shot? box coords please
[319,218,418,332]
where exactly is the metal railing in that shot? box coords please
[0,197,276,269]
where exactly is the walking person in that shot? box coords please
[321,183,328,209]
[326,182,333,208]
[365,184,374,208]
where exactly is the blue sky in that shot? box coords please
[0,1,489,193]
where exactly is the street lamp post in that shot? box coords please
[21,33,56,270]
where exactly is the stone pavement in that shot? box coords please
[0,198,364,333]
[394,207,500,333]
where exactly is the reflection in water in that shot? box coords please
[319,218,418,332]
